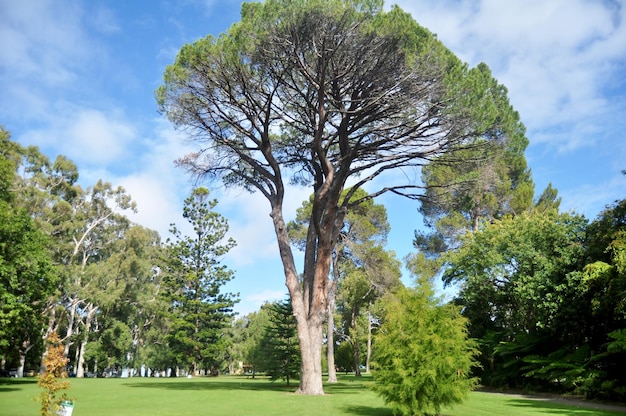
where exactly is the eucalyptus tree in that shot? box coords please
[161,187,238,375]
[75,225,163,377]
[158,0,528,394]
[57,179,136,371]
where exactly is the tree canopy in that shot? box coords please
[157,0,526,394]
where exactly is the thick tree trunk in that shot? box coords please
[18,339,33,378]
[40,306,57,374]
[295,317,325,395]
[17,354,26,378]
[272,206,327,395]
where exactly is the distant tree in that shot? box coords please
[337,245,400,376]
[242,304,274,377]
[373,281,479,416]
[334,341,354,374]
[261,298,301,387]
[159,0,529,394]
[162,187,238,375]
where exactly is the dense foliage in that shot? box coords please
[259,299,301,386]
[162,187,238,375]
[442,204,626,400]
[373,283,479,415]
[0,130,238,379]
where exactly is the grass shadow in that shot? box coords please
[507,398,626,415]
[341,405,394,416]
[0,378,38,393]
[124,377,296,393]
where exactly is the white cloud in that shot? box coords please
[393,0,626,153]
[19,108,136,167]
[238,289,287,316]
[0,0,89,86]
[561,173,626,218]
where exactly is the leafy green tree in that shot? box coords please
[59,180,137,376]
[442,209,588,389]
[258,298,301,386]
[227,305,273,376]
[337,245,400,376]
[373,281,479,415]
[334,341,355,374]
[1,128,77,374]
[158,0,528,394]
[577,198,626,399]
[0,132,58,377]
[162,187,238,375]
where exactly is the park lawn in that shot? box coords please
[1,374,624,416]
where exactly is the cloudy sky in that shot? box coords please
[1,0,625,315]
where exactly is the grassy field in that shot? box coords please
[1,374,624,416]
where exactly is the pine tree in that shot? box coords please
[373,281,479,415]
[262,298,300,386]
[162,187,238,375]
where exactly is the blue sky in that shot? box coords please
[1,0,625,315]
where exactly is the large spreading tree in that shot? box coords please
[158,0,527,394]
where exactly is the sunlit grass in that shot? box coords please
[1,374,623,416]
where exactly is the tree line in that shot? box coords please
[1,128,237,379]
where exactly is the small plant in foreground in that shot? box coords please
[37,332,72,416]
[373,283,479,415]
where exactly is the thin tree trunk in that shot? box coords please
[326,290,338,383]
[366,309,372,373]
[76,304,97,378]
[63,297,80,358]
[351,309,361,377]
[326,261,338,383]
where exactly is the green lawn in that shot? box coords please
[1,375,624,416]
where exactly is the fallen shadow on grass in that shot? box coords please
[341,405,393,416]
[125,378,297,393]
[124,377,371,396]
[0,378,38,393]
[504,397,626,415]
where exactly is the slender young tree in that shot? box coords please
[162,187,238,375]
[261,298,301,387]
[373,281,479,416]
[158,0,528,394]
